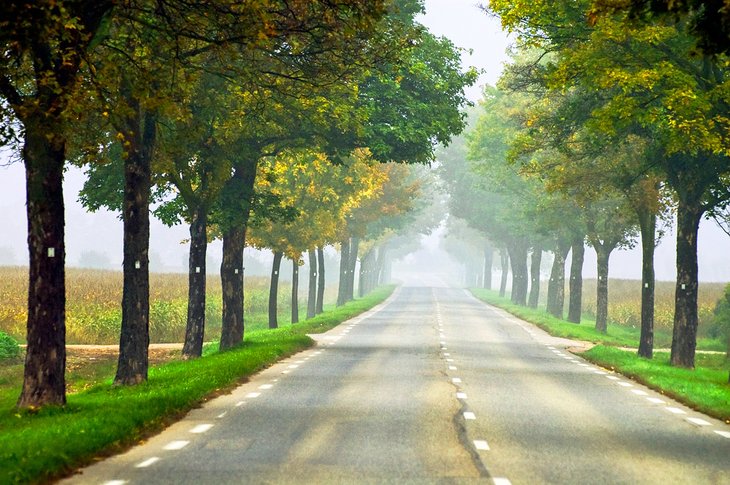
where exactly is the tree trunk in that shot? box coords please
[528,247,542,308]
[269,251,283,329]
[291,258,299,324]
[307,249,317,319]
[508,242,529,306]
[219,162,257,351]
[499,249,509,298]
[17,120,67,408]
[219,226,245,350]
[638,211,656,358]
[316,246,325,314]
[347,237,359,301]
[483,244,493,290]
[115,104,156,386]
[567,237,585,324]
[182,207,208,358]
[595,246,611,334]
[546,240,570,319]
[337,238,350,306]
[670,198,703,368]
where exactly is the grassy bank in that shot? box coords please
[470,288,726,351]
[583,346,730,422]
[0,285,395,484]
[470,288,730,422]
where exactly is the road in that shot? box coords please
[65,284,730,484]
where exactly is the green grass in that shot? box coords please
[583,346,730,423]
[469,288,725,351]
[470,288,730,422]
[0,285,395,484]
[0,331,20,361]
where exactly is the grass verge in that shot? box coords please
[469,288,724,351]
[0,285,395,484]
[583,346,730,423]
[469,287,730,422]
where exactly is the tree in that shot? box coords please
[0,0,114,408]
[489,0,730,367]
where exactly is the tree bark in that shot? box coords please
[17,119,67,408]
[638,211,656,358]
[219,226,245,350]
[316,246,325,314]
[182,207,208,358]
[483,244,493,290]
[546,240,570,319]
[567,238,585,324]
[307,249,317,319]
[499,249,509,298]
[337,238,350,306]
[269,251,283,329]
[219,162,257,351]
[528,247,542,308]
[114,101,156,386]
[347,237,359,301]
[670,198,703,368]
[508,241,529,306]
[291,258,299,324]
[595,246,612,334]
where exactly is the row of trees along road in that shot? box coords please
[0,1,475,408]
[441,0,730,373]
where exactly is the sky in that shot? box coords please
[0,1,728,281]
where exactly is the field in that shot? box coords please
[578,279,726,340]
[0,266,335,345]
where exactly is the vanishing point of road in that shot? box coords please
[65,279,730,484]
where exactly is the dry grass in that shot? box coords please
[579,279,725,338]
[0,267,330,345]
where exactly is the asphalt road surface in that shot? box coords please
[65,284,730,484]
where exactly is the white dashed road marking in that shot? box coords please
[493,478,512,485]
[714,430,730,438]
[163,440,189,451]
[135,457,160,468]
[259,384,274,390]
[456,392,467,399]
[463,411,476,420]
[245,392,261,399]
[474,440,490,450]
[631,389,648,396]
[452,377,462,384]
[190,424,213,434]
[646,398,665,404]
[665,407,687,415]
[685,417,711,426]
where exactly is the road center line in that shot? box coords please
[474,439,490,450]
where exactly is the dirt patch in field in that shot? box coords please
[65,344,183,363]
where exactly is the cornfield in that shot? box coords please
[579,279,726,338]
[0,267,320,344]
